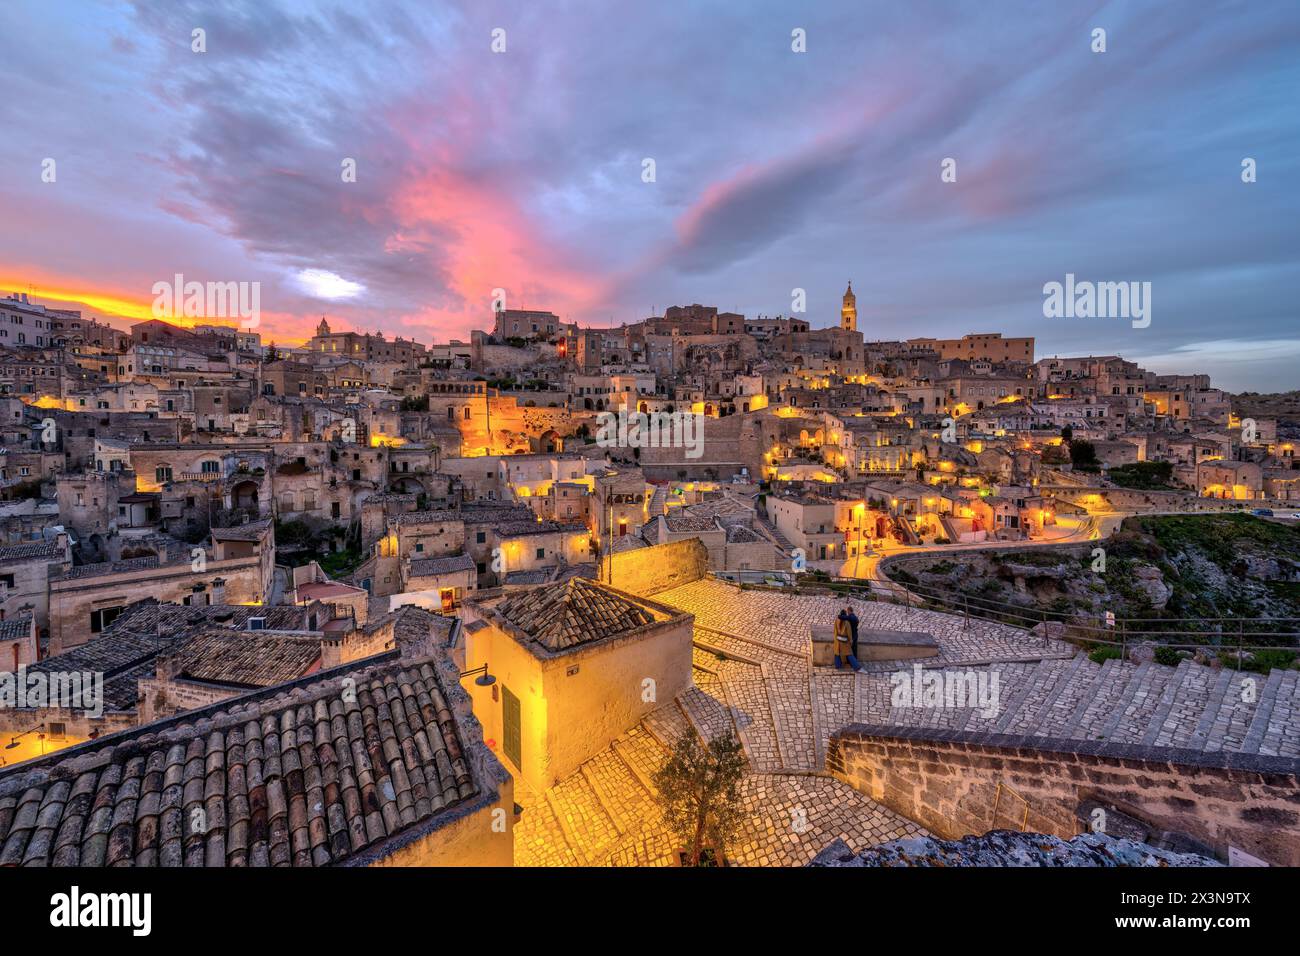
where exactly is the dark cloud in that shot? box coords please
[0,0,1296,387]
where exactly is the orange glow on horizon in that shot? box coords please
[0,279,310,346]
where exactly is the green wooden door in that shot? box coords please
[502,685,521,770]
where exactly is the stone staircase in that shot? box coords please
[648,484,668,519]
[756,515,795,555]
[856,655,1300,757]
[514,627,1300,866]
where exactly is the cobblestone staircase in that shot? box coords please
[513,614,1299,866]
[755,515,795,556]
[647,484,668,519]
[850,656,1300,758]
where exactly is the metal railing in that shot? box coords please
[815,573,1300,660]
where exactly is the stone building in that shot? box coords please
[0,535,71,635]
[463,577,692,791]
[0,605,512,866]
[47,521,275,654]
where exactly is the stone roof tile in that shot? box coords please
[0,656,480,867]
[495,577,656,652]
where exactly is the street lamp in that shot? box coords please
[853,504,865,579]
[5,725,44,751]
[459,664,497,687]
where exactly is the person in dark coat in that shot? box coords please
[834,608,862,671]
[843,604,860,658]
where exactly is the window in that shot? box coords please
[90,606,123,633]
[502,685,521,769]
[536,547,545,560]
[248,617,266,631]
[476,531,486,544]
[156,465,173,483]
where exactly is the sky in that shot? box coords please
[0,0,1297,391]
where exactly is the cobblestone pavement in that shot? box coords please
[513,579,1299,866]
[722,678,784,771]
[513,724,925,867]
[728,774,925,866]
[767,679,817,771]
[657,578,1074,668]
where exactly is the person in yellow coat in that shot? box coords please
[834,609,862,671]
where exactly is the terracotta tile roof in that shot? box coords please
[683,497,754,519]
[3,602,317,714]
[503,568,554,585]
[495,578,655,652]
[395,505,531,527]
[165,632,322,688]
[494,519,566,537]
[663,514,718,533]
[0,541,65,566]
[209,519,273,541]
[51,539,197,581]
[408,553,475,577]
[0,616,32,642]
[610,532,648,552]
[0,655,480,866]
[554,562,598,583]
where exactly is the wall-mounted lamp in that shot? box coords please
[5,726,44,750]
[459,663,496,687]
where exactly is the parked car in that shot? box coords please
[1250,508,1274,517]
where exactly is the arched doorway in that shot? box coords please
[232,479,259,511]
[392,476,425,495]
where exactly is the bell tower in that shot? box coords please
[840,282,857,332]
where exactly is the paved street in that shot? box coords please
[512,574,1299,866]
[511,577,1070,866]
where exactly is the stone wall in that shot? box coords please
[137,676,238,724]
[48,555,265,654]
[827,724,1300,866]
[364,781,514,867]
[608,538,709,596]
[638,412,748,480]
[1049,486,1264,513]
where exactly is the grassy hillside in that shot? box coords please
[885,514,1300,650]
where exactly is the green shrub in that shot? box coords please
[1089,646,1123,664]
[1241,648,1299,673]
[1153,645,1182,666]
